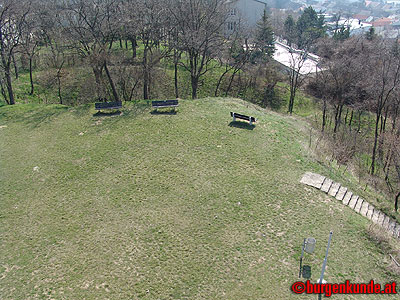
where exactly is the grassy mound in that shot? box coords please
[0,98,399,299]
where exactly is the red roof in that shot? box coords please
[372,18,392,27]
[353,14,369,21]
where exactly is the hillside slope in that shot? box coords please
[0,98,399,299]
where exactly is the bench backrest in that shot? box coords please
[230,112,256,122]
[95,101,122,109]
[152,100,179,107]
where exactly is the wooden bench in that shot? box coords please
[95,101,122,111]
[152,100,179,111]
[230,112,256,125]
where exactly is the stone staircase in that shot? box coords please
[300,172,400,240]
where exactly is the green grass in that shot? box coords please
[1,98,399,299]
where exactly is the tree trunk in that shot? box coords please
[288,94,294,115]
[215,65,229,97]
[334,104,343,133]
[57,74,62,105]
[29,57,34,95]
[104,61,119,102]
[131,37,137,59]
[0,78,8,104]
[395,191,400,211]
[12,53,18,79]
[57,61,64,104]
[288,70,298,115]
[191,75,198,99]
[143,47,149,100]
[322,99,327,132]
[371,111,381,175]
[384,147,392,174]
[225,69,239,97]
[92,65,103,99]
[349,110,354,131]
[5,65,14,105]
[392,103,399,133]
[143,70,149,100]
[174,57,179,99]
[148,71,152,99]
[383,105,389,133]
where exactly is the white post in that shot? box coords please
[319,231,333,284]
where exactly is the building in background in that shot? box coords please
[326,18,373,36]
[225,0,268,34]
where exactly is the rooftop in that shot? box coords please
[371,17,393,27]
[353,14,369,21]
[273,41,321,75]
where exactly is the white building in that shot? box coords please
[225,0,268,34]
[327,18,372,36]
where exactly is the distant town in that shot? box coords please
[277,0,400,38]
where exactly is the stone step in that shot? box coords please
[388,220,396,236]
[342,191,353,206]
[367,204,374,220]
[348,195,359,209]
[336,186,348,201]
[321,178,333,193]
[383,215,391,230]
[300,172,326,189]
[354,198,364,214]
[378,212,385,226]
[372,210,381,224]
[328,182,341,197]
[360,201,369,217]
[378,212,386,227]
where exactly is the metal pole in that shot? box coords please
[319,231,333,284]
[299,238,306,278]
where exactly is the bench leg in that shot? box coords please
[249,119,252,126]
[233,113,236,122]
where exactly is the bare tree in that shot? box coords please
[214,26,253,97]
[20,6,43,95]
[58,0,122,102]
[0,0,30,105]
[366,40,400,175]
[286,47,309,115]
[168,0,227,99]
[309,37,365,132]
[126,0,172,100]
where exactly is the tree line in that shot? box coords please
[0,0,280,105]
[307,35,400,212]
[0,0,328,109]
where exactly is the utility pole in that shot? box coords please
[318,231,333,300]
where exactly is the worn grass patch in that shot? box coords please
[1,98,399,299]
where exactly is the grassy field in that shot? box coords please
[1,98,399,299]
